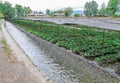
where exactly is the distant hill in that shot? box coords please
[72,10,84,15]
[49,8,84,15]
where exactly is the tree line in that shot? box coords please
[46,7,73,17]
[84,0,120,17]
[0,0,120,18]
[46,0,120,17]
[0,1,31,19]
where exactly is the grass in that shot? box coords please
[0,19,15,63]
[0,19,2,32]
[0,19,5,33]
[0,36,16,63]
[0,19,10,55]
[11,19,120,65]
[1,38,11,56]
[0,25,1,32]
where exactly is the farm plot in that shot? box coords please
[11,20,120,65]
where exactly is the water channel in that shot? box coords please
[6,22,115,83]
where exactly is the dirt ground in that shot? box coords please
[26,17,120,31]
[0,20,52,83]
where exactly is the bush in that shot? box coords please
[113,14,120,17]
[74,14,80,17]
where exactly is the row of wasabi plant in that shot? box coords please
[11,19,120,64]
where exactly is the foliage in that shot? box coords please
[0,19,2,32]
[0,1,32,19]
[84,1,98,16]
[0,1,15,19]
[64,7,73,16]
[15,4,31,18]
[15,4,25,18]
[46,9,50,15]
[113,14,120,17]
[107,0,119,16]
[0,12,4,18]
[24,7,32,17]
[98,2,107,16]
[56,9,64,14]
[51,9,64,16]
[118,1,120,11]
[11,20,120,64]
[1,38,11,56]
[74,13,80,17]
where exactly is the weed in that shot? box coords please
[1,38,11,56]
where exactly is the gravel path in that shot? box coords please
[0,20,52,83]
[26,17,120,31]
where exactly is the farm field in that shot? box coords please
[11,19,120,66]
[1,0,120,82]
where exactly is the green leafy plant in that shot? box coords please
[11,19,120,64]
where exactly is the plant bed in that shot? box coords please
[11,19,120,66]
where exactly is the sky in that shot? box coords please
[3,0,109,11]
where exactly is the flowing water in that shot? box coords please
[6,22,115,83]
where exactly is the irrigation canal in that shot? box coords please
[6,21,116,83]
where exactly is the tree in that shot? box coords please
[0,5,4,18]
[0,1,32,19]
[84,1,98,16]
[107,0,119,16]
[0,12,4,18]
[56,9,63,14]
[0,1,15,19]
[46,9,50,15]
[98,2,107,16]
[118,1,120,12]
[64,7,73,16]
[15,4,25,18]
[24,7,32,17]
